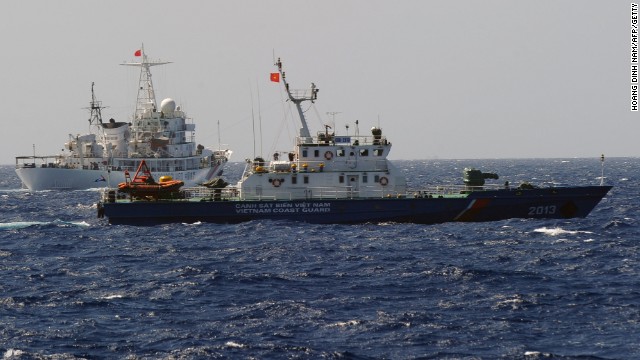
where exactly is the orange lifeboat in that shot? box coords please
[118,160,184,199]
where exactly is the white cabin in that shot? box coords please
[235,59,406,200]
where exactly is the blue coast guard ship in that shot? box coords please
[98,59,611,225]
[15,47,231,191]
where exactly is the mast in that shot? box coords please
[121,44,171,119]
[87,82,105,126]
[275,58,319,140]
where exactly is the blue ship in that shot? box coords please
[98,59,611,225]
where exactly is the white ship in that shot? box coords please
[15,47,231,191]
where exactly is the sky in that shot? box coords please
[0,0,636,165]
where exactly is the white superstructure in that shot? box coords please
[234,58,406,200]
[15,46,231,190]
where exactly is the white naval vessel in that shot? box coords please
[15,46,231,190]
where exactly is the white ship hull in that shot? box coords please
[16,162,225,191]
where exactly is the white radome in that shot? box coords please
[160,98,176,114]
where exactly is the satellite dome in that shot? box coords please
[160,98,176,114]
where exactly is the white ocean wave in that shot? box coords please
[225,341,246,348]
[0,220,90,230]
[101,294,124,300]
[533,227,593,236]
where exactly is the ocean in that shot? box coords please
[1,158,638,359]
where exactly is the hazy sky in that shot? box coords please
[0,1,636,165]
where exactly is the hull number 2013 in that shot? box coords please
[528,205,557,216]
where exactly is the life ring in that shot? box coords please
[379,176,389,186]
[324,151,333,160]
[272,179,282,187]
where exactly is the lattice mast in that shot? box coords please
[86,82,105,126]
[121,44,171,119]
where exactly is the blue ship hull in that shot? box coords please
[100,185,611,226]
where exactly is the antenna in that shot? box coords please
[600,154,605,186]
[327,111,341,130]
[257,80,263,157]
[249,81,256,158]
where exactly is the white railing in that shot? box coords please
[101,183,522,204]
[297,134,389,147]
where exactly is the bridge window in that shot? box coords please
[337,149,345,157]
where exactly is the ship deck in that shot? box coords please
[99,184,508,204]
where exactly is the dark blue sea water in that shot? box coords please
[1,158,638,359]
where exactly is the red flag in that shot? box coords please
[270,73,280,82]
[134,49,142,57]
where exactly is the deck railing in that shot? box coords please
[296,134,388,147]
[102,183,517,204]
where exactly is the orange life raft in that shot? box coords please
[118,160,184,198]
